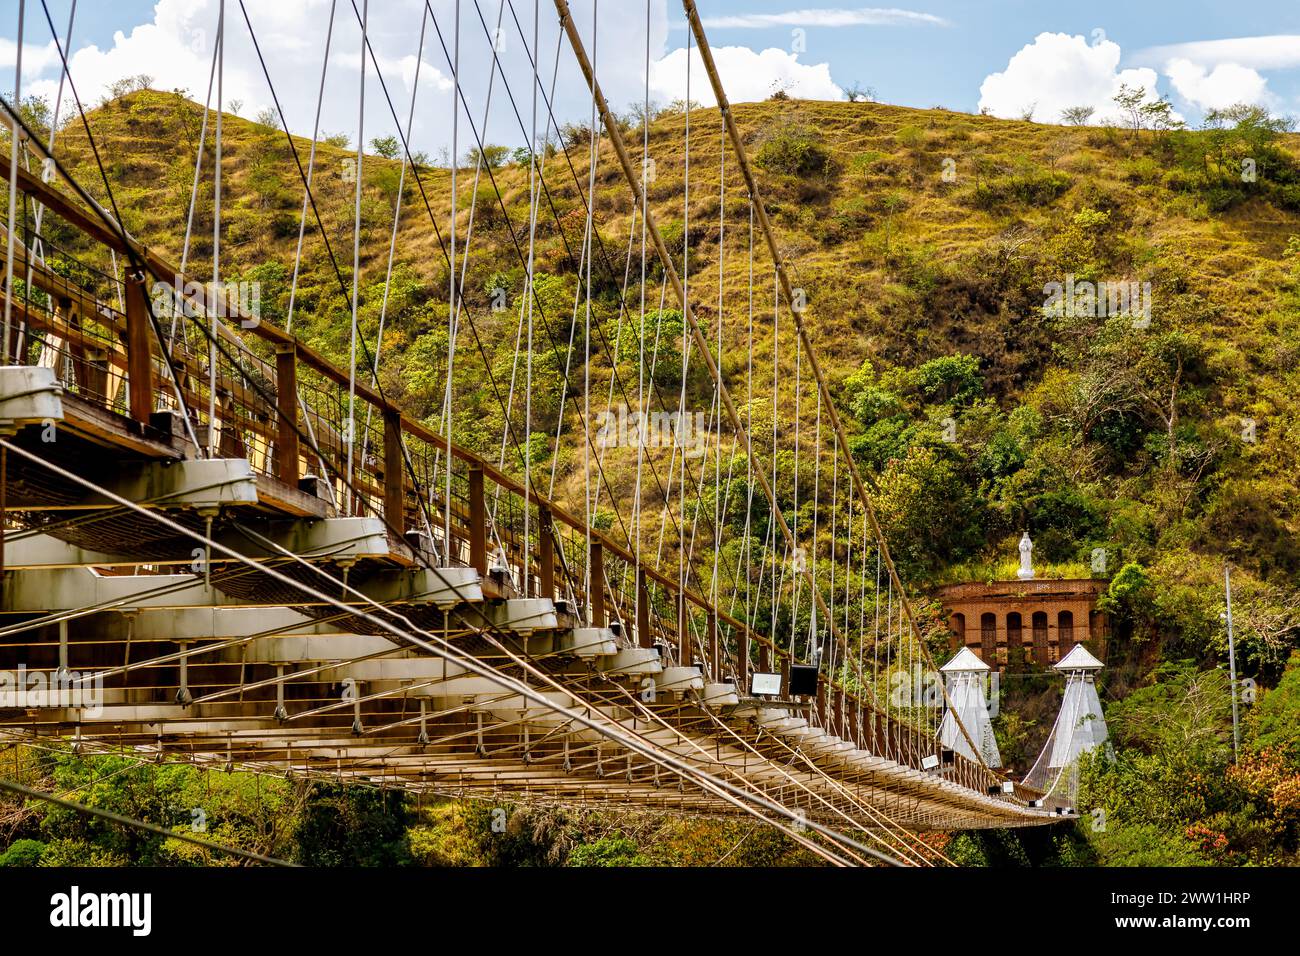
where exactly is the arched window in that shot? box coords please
[1006,612,1023,666]
[1032,611,1049,664]
[951,612,966,650]
[1058,609,1075,654]
[980,612,996,664]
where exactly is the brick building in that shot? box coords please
[934,535,1110,670]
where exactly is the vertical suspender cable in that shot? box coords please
[583,0,598,622]
[346,0,368,513]
[27,0,75,298]
[632,0,649,635]
[713,107,723,616]
[770,266,778,641]
[286,0,337,334]
[680,18,690,633]
[174,22,220,346]
[209,0,223,458]
[521,0,540,596]
[361,8,426,500]
[742,197,754,636]
[445,0,460,548]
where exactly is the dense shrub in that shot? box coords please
[755,122,832,177]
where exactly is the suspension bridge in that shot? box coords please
[0,0,1068,866]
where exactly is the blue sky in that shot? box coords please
[703,1,1300,114]
[3,1,1299,153]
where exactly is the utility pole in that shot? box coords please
[1224,564,1240,763]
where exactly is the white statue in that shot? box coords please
[1017,531,1035,580]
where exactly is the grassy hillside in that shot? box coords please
[10,87,1300,865]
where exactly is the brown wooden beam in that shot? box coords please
[589,541,605,626]
[636,568,651,649]
[538,506,555,600]
[275,345,299,484]
[468,465,486,575]
[123,268,153,425]
[677,591,689,664]
[707,607,718,680]
[382,407,405,533]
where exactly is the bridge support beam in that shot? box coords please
[0,365,63,432]
[3,518,395,569]
[2,564,483,612]
[4,457,260,511]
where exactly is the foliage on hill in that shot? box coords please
[0,744,824,867]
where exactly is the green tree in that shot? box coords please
[0,839,46,866]
[291,784,414,866]
[1098,562,1158,643]
[465,144,510,169]
[1061,105,1095,126]
[370,134,400,159]
[567,834,649,866]
[872,445,985,575]
[1253,651,1300,761]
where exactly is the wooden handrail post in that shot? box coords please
[275,344,299,484]
[123,268,153,425]
[737,627,749,689]
[538,506,555,601]
[468,465,486,575]
[707,608,718,680]
[382,407,405,533]
[636,567,652,649]
[677,591,689,664]
[589,540,605,626]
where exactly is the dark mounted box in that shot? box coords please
[788,663,820,697]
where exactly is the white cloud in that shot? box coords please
[695,7,949,29]
[978,32,1167,125]
[650,45,842,106]
[1134,36,1300,72]
[0,37,62,77]
[14,0,671,155]
[1164,58,1270,111]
